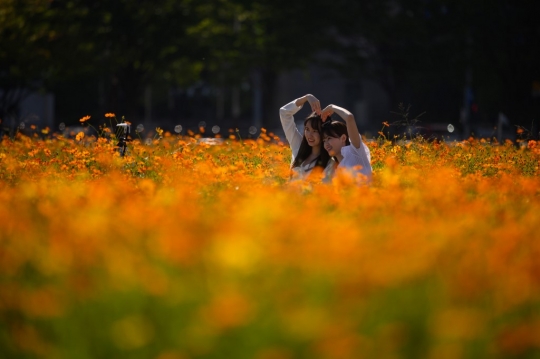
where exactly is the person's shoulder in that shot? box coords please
[346,139,367,153]
[341,144,358,155]
[342,145,367,162]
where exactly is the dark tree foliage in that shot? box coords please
[327,0,540,128]
[1,0,539,130]
[0,1,56,121]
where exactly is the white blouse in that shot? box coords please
[279,99,334,180]
[337,141,372,179]
[279,99,304,165]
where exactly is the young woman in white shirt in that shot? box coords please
[279,94,332,179]
[321,104,372,180]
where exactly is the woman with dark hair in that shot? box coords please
[279,94,333,179]
[321,104,372,180]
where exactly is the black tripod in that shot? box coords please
[116,122,131,157]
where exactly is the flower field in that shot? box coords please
[1,121,540,359]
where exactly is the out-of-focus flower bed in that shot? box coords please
[1,124,540,359]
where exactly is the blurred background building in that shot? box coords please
[2,0,539,141]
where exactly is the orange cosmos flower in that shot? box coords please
[105,113,115,118]
[79,115,91,123]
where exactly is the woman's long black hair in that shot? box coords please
[291,112,330,170]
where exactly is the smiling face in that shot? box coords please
[304,120,321,147]
[322,121,350,158]
[323,134,346,156]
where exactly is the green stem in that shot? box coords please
[235,128,243,144]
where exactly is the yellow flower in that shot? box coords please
[156,127,163,136]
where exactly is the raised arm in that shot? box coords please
[295,94,321,115]
[279,94,321,155]
[321,104,361,149]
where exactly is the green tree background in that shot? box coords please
[1,0,539,136]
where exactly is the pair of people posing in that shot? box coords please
[280,94,372,183]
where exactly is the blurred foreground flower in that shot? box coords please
[1,131,540,359]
